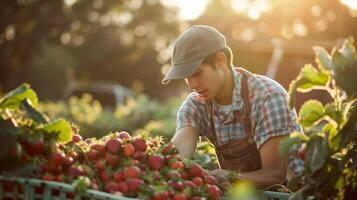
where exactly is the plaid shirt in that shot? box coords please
[176,68,304,176]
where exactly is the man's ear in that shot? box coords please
[215,52,227,68]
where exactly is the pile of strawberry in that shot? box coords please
[17,129,222,200]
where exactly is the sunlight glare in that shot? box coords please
[161,0,208,20]
[340,0,357,10]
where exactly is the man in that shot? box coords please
[162,25,304,188]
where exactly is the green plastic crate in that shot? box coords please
[0,175,138,200]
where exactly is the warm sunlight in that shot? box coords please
[161,0,208,20]
[340,0,357,10]
[231,0,271,20]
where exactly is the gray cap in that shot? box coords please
[162,25,226,84]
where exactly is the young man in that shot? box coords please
[162,25,304,188]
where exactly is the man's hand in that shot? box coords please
[209,169,230,183]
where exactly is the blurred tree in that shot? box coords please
[0,0,180,99]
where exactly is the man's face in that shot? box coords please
[185,64,224,101]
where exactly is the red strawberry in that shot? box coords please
[105,182,120,193]
[68,166,84,178]
[92,143,106,154]
[72,134,82,143]
[170,181,184,191]
[152,191,169,200]
[188,164,204,178]
[165,170,181,179]
[113,171,125,182]
[207,184,221,199]
[118,131,131,140]
[191,177,203,187]
[100,170,111,182]
[170,160,184,170]
[25,139,44,156]
[132,151,147,160]
[105,152,120,167]
[123,166,141,180]
[106,138,122,154]
[126,178,144,193]
[204,175,216,185]
[67,151,78,160]
[148,155,165,170]
[63,157,74,166]
[118,181,129,194]
[184,180,198,189]
[49,152,66,166]
[133,138,147,152]
[95,160,105,171]
[42,173,54,181]
[180,171,189,179]
[87,150,99,161]
[161,143,178,155]
[172,193,187,200]
[123,143,135,156]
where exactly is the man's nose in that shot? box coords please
[186,76,198,91]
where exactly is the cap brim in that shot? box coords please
[162,57,205,84]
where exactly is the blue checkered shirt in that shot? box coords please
[176,68,304,176]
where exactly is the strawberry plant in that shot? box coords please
[280,37,357,200]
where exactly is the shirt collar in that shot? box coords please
[212,68,244,120]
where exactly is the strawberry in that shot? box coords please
[123,143,135,156]
[105,182,120,193]
[188,164,205,178]
[118,131,131,140]
[204,175,216,185]
[68,166,84,178]
[72,134,82,143]
[165,170,181,179]
[118,181,129,194]
[123,166,141,180]
[24,139,44,156]
[151,191,169,200]
[95,160,106,171]
[170,160,184,170]
[161,143,178,155]
[132,151,147,160]
[49,152,66,166]
[67,151,78,160]
[87,149,99,161]
[126,178,144,193]
[100,170,111,182]
[84,138,92,144]
[113,171,125,182]
[170,181,184,191]
[180,171,189,179]
[207,184,220,199]
[133,138,147,152]
[42,173,54,181]
[92,143,106,154]
[184,180,198,189]
[106,138,122,154]
[191,177,203,187]
[63,157,74,166]
[105,152,120,167]
[148,155,165,170]
[172,193,187,200]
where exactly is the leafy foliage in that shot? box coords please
[282,37,357,200]
[0,84,73,174]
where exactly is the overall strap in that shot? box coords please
[209,68,253,144]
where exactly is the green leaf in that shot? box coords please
[332,49,350,72]
[313,46,334,71]
[21,99,49,124]
[0,83,38,110]
[324,103,343,125]
[324,123,339,151]
[308,135,329,175]
[339,37,357,62]
[279,132,308,158]
[41,118,72,143]
[298,100,325,127]
[298,64,329,91]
